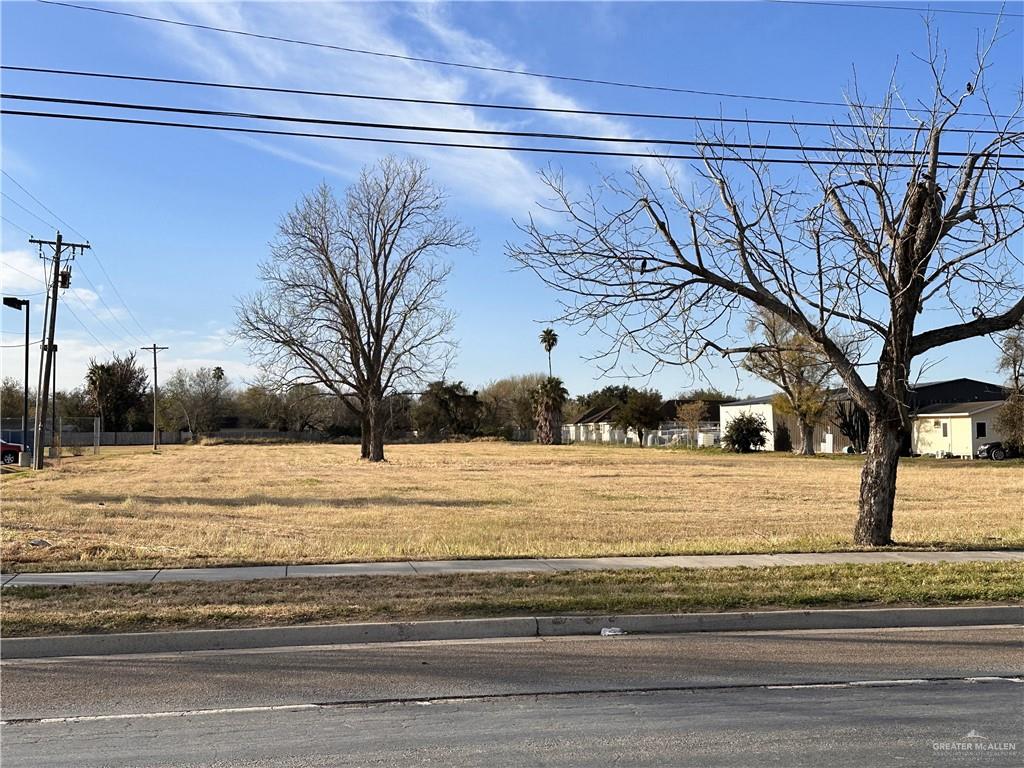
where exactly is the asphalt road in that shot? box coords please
[2,626,1022,767]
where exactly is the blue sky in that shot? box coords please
[1,1,1021,400]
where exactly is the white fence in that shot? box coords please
[563,420,720,447]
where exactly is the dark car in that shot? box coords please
[976,441,1020,461]
[1,440,24,465]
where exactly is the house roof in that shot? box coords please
[572,397,728,425]
[914,400,1005,417]
[722,393,777,406]
[722,379,1006,409]
[908,377,990,389]
[572,404,619,425]
[659,399,685,419]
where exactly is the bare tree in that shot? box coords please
[162,366,230,439]
[237,157,473,461]
[675,400,705,447]
[742,308,839,455]
[509,33,1023,544]
[478,373,548,435]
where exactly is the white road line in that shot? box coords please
[6,703,322,725]
[964,676,1024,683]
[4,676,1021,726]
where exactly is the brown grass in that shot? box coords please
[1,442,1020,572]
[4,562,1020,637]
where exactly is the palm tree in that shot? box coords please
[532,376,568,445]
[539,328,558,377]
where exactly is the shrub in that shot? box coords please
[722,413,769,453]
[774,423,792,452]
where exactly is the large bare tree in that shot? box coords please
[509,36,1023,544]
[237,157,473,461]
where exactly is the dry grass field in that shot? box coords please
[1,442,1020,572]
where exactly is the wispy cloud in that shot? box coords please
[0,249,48,297]
[137,1,652,216]
[0,246,253,389]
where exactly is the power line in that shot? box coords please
[1,171,151,341]
[34,0,1016,119]
[70,260,146,346]
[9,108,1017,170]
[1,192,58,231]
[1,262,46,284]
[1,65,1006,136]
[1,169,87,240]
[1,339,41,349]
[62,297,114,356]
[1,215,35,237]
[6,93,1018,159]
[769,1,1024,18]
[84,253,149,340]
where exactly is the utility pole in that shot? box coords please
[51,344,57,453]
[30,232,89,469]
[141,344,168,452]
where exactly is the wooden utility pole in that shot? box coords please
[141,344,168,452]
[51,344,57,452]
[30,232,89,469]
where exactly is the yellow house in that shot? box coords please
[911,401,1006,459]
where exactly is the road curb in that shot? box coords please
[2,605,1020,659]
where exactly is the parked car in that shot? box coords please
[1,440,24,465]
[976,441,1021,461]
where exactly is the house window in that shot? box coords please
[977,422,987,439]
[941,423,948,438]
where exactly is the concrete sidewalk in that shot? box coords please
[3,550,1021,588]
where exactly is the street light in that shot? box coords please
[2,296,30,457]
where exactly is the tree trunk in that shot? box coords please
[796,418,815,456]
[536,406,551,444]
[365,401,386,462]
[368,421,385,462]
[854,416,901,546]
[359,413,370,460]
[636,428,644,447]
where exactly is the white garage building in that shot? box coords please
[910,401,1006,459]
[718,394,848,453]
